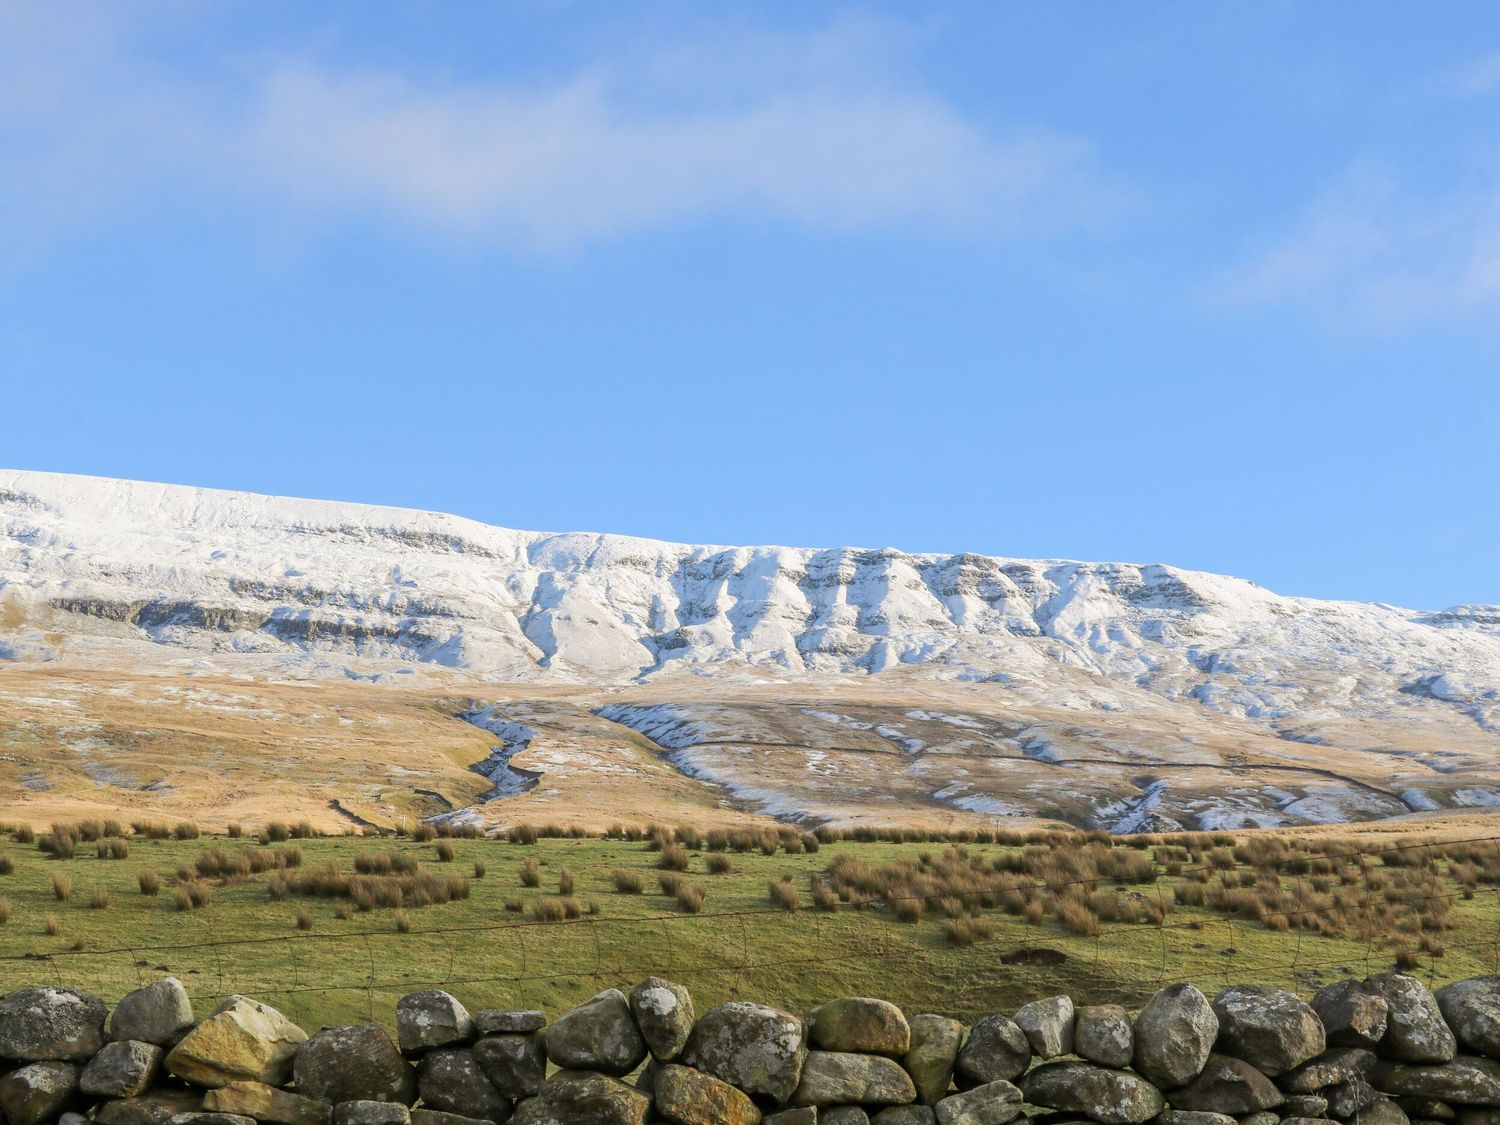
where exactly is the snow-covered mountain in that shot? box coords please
[4,469,1500,832]
[3,469,1499,699]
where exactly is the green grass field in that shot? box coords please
[0,829,1496,1031]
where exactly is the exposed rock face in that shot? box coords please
[472,1034,546,1101]
[0,987,109,1061]
[80,1041,163,1098]
[0,1060,81,1125]
[652,1063,761,1125]
[681,1002,809,1104]
[1075,1006,1133,1070]
[416,1050,510,1122]
[543,989,648,1077]
[1314,980,1390,1049]
[1365,975,1459,1064]
[294,1025,417,1105]
[1166,1053,1284,1114]
[932,1080,1023,1125]
[163,997,308,1088]
[1211,985,1325,1077]
[628,979,695,1063]
[1020,1061,1163,1125]
[790,1051,918,1107]
[810,998,912,1058]
[202,1082,331,1125]
[1133,985,1218,1089]
[396,992,475,1055]
[1438,980,1500,1060]
[511,1070,650,1125]
[110,980,195,1048]
[1014,996,1074,1060]
[954,1016,1031,1085]
[905,1015,964,1104]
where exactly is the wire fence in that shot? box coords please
[4,831,1499,1024]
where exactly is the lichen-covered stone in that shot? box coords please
[416,1049,509,1122]
[111,979,196,1047]
[543,989,647,1077]
[164,996,308,1088]
[763,1110,818,1125]
[932,1080,1023,1125]
[334,1102,413,1125]
[791,1052,917,1107]
[1075,1006,1133,1070]
[810,998,912,1058]
[1438,980,1500,1061]
[1372,1057,1500,1104]
[875,1107,938,1125]
[1014,996,1075,1060]
[1133,984,1217,1089]
[954,1016,1030,1086]
[1278,1047,1375,1093]
[396,992,475,1055]
[80,1040,164,1098]
[94,1087,203,1125]
[1313,979,1390,1050]
[473,1012,546,1037]
[511,1070,649,1125]
[0,1060,81,1125]
[1165,1053,1283,1115]
[628,978,695,1063]
[652,1063,761,1125]
[295,1024,417,1105]
[905,1015,964,1105]
[202,1081,332,1125]
[1021,1061,1164,1125]
[681,1002,808,1104]
[0,987,108,1061]
[1365,975,1458,1065]
[473,1034,546,1101]
[1153,1111,1235,1125]
[1211,985,1325,1077]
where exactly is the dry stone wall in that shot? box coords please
[4,973,1500,1125]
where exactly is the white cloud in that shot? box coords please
[1433,50,1500,100]
[0,7,1117,254]
[1213,166,1500,330]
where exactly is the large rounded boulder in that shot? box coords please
[681,1002,808,1104]
[1133,984,1218,1089]
[1364,975,1457,1065]
[1021,1061,1163,1125]
[294,1025,416,1105]
[543,988,648,1077]
[954,1015,1031,1086]
[1437,978,1500,1060]
[0,987,108,1062]
[1211,985,1325,1077]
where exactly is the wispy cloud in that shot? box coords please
[0,7,1119,254]
[1432,50,1500,100]
[1213,165,1500,331]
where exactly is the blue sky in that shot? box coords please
[2,2,1498,609]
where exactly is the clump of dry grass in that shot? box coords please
[435,840,456,863]
[769,880,800,912]
[51,873,71,901]
[676,884,706,913]
[612,869,643,894]
[519,858,540,888]
[658,844,689,872]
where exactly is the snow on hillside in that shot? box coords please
[3,469,1500,744]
